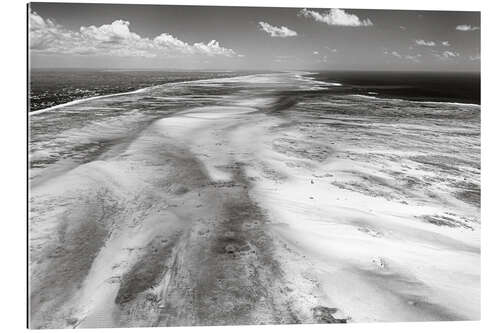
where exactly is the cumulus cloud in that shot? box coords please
[29,10,81,52]
[80,20,140,43]
[29,10,238,58]
[258,22,297,37]
[299,8,373,27]
[470,54,480,61]
[153,33,191,51]
[415,39,436,46]
[442,41,450,46]
[456,25,480,31]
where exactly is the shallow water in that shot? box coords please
[29,72,480,328]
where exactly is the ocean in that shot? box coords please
[29,71,480,327]
[310,70,480,104]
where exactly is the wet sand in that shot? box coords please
[29,73,480,328]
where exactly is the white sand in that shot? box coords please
[29,72,480,327]
[151,96,480,321]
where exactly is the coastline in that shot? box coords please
[29,87,150,115]
[29,71,480,116]
[29,71,266,115]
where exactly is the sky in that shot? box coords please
[29,2,480,71]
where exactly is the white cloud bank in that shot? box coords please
[299,8,373,27]
[258,22,297,37]
[29,10,238,58]
[456,25,480,31]
[415,39,436,46]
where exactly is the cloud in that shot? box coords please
[192,40,237,56]
[153,33,191,51]
[299,8,373,27]
[434,50,460,60]
[405,54,421,63]
[313,51,319,55]
[29,10,81,52]
[29,10,238,58]
[415,39,436,46]
[258,22,297,37]
[80,20,140,43]
[456,25,480,31]
[442,51,459,58]
[391,51,402,58]
[469,54,480,61]
[384,49,421,62]
[417,39,451,48]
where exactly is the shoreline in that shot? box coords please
[29,72,273,115]
[349,93,481,107]
[29,88,151,115]
[29,71,480,115]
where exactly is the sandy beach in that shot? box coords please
[29,72,480,328]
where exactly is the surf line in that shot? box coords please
[29,87,152,116]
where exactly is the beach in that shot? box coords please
[29,72,480,328]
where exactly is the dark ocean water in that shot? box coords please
[310,71,480,105]
[29,69,255,111]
